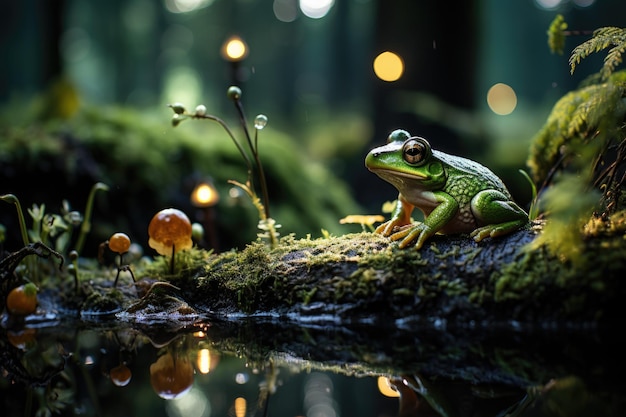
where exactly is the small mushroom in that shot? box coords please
[109,363,132,387]
[148,208,193,273]
[107,232,135,287]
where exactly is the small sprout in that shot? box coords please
[168,102,187,114]
[69,250,80,293]
[194,104,207,116]
[254,114,268,130]
[110,364,132,387]
[6,283,38,315]
[74,182,109,255]
[148,208,193,274]
[227,85,242,101]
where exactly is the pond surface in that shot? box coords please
[0,316,623,417]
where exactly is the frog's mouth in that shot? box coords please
[371,168,428,188]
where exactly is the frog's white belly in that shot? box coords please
[403,189,479,234]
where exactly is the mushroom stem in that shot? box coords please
[170,244,176,274]
[113,268,121,288]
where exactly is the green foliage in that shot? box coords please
[570,26,626,81]
[547,14,567,55]
[527,74,626,184]
[526,175,600,261]
[527,18,626,260]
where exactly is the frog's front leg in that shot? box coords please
[389,191,458,249]
[469,189,528,242]
[374,193,414,236]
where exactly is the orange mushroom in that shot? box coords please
[149,351,194,399]
[109,363,132,387]
[148,208,193,273]
[107,232,135,287]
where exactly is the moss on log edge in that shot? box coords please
[159,223,625,326]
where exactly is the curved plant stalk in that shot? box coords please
[518,170,540,221]
[228,180,279,248]
[0,194,30,246]
[74,182,109,255]
[168,87,281,248]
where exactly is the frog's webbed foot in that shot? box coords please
[389,222,433,250]
[470,219,527,242]
[374,219,404,237]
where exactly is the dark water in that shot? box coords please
[0,316,623,417]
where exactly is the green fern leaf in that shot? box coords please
[601,41,626,80]
[527,77,626,183]
[570,26,626,79]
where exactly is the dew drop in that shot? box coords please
[254,114,268,130]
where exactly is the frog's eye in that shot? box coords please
[402,138,430,165]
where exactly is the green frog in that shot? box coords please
[365,129,528,249]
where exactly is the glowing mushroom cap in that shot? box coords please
[109,232,131,254]
[148,208,193,256]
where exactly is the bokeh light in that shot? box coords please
[165,0,214,14]
[486,83,517,115]
[191,182,219,207]
[221,36,248,62]
[373,51,404,82]
[299,0,334,19]
[274,0,298,22]
[162,66,202,106]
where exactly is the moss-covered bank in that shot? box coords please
[131,221,624,326]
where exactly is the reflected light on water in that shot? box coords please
[373,51,404,82]
[167,387,211,417]
[197,348,211,374]
[234,397,246,417]
[299,0,334,19]
[486,83,517,115]
[377,376,400,398]
[304,373,337,417]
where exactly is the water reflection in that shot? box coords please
[0,319,623,416]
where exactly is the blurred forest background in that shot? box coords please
[1,0,625,253]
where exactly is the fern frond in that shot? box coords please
[527,78,626,183]
[601,40,626,80]
[567,82,623,137]
[547,14,568,55]
[570,26,626,79]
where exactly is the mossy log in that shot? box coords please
[149,224,626,327]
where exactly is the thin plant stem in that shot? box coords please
[232,98,272,220]
[74,182,109,255]
[194,113,256,190]
[0,194,30,246]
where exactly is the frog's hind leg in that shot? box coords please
[469,189,528,242]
